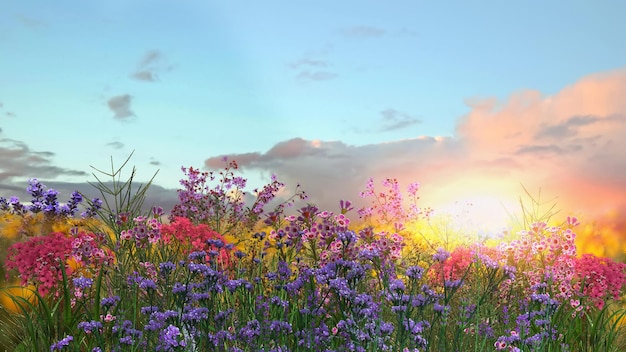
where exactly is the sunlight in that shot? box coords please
[436,195,516,239]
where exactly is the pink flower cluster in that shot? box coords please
[160,216,230,264]
[440,246,474,281]
[5,232,74,296]
[575,254,626,309]
[120,215,161,247]
[71,230,113,268]
[358,177,432,225]
[497,218,626,309]
[497,221,580,298]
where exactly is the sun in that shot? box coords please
[435,195,517,239]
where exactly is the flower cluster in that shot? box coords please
[170,159,307,237]
[0,178,102,218]
[358,177,432,224]
[5,231,74,296]
[120,215,162,247]
[575,254,626,309]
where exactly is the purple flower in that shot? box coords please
[188,251,207,261]
[73,276,93,289]
[444,279,463,289]
[159,261,176,275]
[152,206,165,217]
[432,248,450,262]
[329,277,354,298]
[119,336,134,345]
[405,265,424,280]
[101,295,120,308]
[277,261,292,280]
[433,303,449,313]
[182,307,210,323]
[238,319,261,343]
[389,278,406,292]
[78,320,103,333]
[82,198,103,218]
[141,306,159,315]
[337,230,357,245]
[269,320,293,334]
[139,278,158,291]
[50,335,73,351]
[172,282,188,294]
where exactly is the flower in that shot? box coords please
[50,335,73,351]
[432,248,450,262]
[72,276,93,289]
[159,325,187,349]
[78,320,103,334]
[5,232,74,296]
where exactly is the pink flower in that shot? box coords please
[5,232,74,296]
[574,254,626,309]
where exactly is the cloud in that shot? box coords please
[202,68,626,234]
[107,94,135,119]
[106,141,124,149]
[379,108,421,131]
[296,71,338,81]
[16,14,48,29]
[337,26,386,38]
[289,59,329,70]
[130,50,171,82]
[0,138,88,182]
[535,115,601,139]
[0,102,17,117]
[204,137,456,216]
[288,47,338,82]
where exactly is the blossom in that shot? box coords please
[432,248,450,262]
[50,335,73,351]
[5,232,74,296]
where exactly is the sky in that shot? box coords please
[1,1,625,239]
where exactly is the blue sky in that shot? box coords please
[1,1,626,233]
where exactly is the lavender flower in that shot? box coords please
[50,335,73,351]
[101,295,121,308]
[405,265,424,280]
[78,320,103,334]
[432,248,450,262]
[73,276,93,289]
[159,261,176,276]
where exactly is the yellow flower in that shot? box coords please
[0,281,38,314]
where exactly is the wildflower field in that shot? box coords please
[0,156,625,352]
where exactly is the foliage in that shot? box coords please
[0,158,625,351]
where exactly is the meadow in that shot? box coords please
[0,156,625,351]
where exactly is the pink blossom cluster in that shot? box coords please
[71,230,114,268]
[160,216,230,264]
[575,254,626,309]
[358,177,432,225]
[119,215,161,247]
[496,217,626,309]
[5,231,74,296]
[432,246,474,282]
